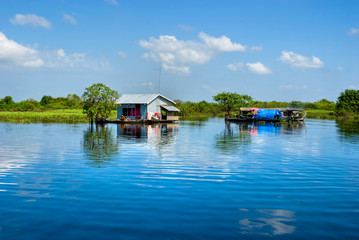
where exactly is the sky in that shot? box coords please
[0,0,358,103]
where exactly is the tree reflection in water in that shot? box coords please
[215,123,252,154]
[82,124,119,168]
[336,119,359,143]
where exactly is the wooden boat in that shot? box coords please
[226,108,306,123]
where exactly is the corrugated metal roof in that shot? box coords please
[161,105,180,112]
[115,94,175,105]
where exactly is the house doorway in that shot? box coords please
[135,104,141,119]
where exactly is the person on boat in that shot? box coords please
[120,115,126,121]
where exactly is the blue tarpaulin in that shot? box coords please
[254,109,282,120]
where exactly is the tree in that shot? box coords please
[66,94,82,109]
[0,96,14,105]
[40,95,53,106]
[82,83,120,124]
[213,92,252,116]
[336,89,359,113]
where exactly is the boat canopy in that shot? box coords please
[254,109,282,120]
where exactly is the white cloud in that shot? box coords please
[280,51,324,69]
[117,51,127,58]
[250,46,263,52]
[163,64,190,74]
[0,32,44,67]
[227,61,271,74]
[57,49,66,57]
[0,32,108,70]
[63,13,77,25]
[347,28,359,36]
[104,0,118,5]
[198,32,247,52]
[227,62,244,71]
[338,66,344,71]
[178,24,193,31]
[139,32,253,74]
[44,50,109,69]
[10,14,51,29]
[246,62,272,74]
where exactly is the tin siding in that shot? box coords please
[141,104,147,119]
[148,97,173,113]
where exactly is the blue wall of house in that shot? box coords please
[117,104,148,120]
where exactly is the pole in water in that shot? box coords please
[154,67,161,94]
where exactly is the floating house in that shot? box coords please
[115,94,180,121]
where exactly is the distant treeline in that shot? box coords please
[174,99,336,117]
[1,89,358,119]
[0,94,82,111]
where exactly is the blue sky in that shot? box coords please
[0,0,358,102]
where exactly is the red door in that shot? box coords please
[135,104,141,119]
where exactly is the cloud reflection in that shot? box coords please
[239,209,296,236]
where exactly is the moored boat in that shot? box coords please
[226,107,306,122]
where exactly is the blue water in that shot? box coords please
[0,119,358,239]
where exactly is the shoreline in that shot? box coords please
[0,109,358,123]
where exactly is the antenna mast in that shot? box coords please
[154,66,161,94]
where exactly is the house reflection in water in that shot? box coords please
[117,123,179,144]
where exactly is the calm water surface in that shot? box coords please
[0,118,358,239]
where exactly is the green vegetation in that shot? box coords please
[82,83,120,124]
[213,92,252,116]
[306,110,335,120]
[0,109,118,123]
[336,89,359,115]
[0,94,82,111]
[175,98,338,119]
[0,109,87,123]
[1,88,358,123]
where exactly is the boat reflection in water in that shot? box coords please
[232,121,305,136]
[215,121,305,154]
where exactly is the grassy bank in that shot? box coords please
[0,109,118,123]
[0,109,89,123]
[305,110,335,120]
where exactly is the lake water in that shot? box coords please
[0,118,358,239]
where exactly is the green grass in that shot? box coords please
[0,109,119,123]
[0,109,88,123]
[305,110,335,120]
